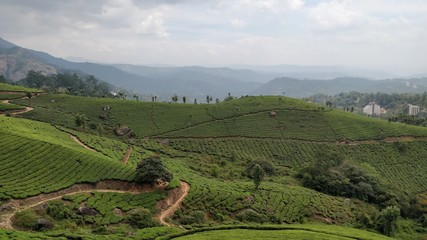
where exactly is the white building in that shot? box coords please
[363,102,383,116]
[408,104,420,116]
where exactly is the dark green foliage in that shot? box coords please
[178,211,206,225]
[0,75,7,83]
[91,224,110,235]
[297,151,390,204]
[18,71,113,97]
[135,156,172,184]
[378,206,400,236]
[126,208,157,228]
[394,141,408,153]
[244,160,275,177]
[12,210,38,230]
[252,164,265,189]
[236,209,268,223]
[46,201,72,220]
[74,114,87,127]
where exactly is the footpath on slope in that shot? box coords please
[156,181,190,226]
[69,134,97,153]
[0,180,189,230]
[0,99,34,116]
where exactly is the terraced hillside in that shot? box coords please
[0,116,135,199]
[12,94,427,193]
[5,93,427,239]
[162,225,392,240]
[14,94,427,140]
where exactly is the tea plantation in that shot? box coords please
[3,92,427,239]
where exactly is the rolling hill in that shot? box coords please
[253,77,427,98]
[2,80,427,239]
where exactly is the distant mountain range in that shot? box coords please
[253,77,427,98]
[1,37,426,100]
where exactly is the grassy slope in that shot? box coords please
[5,94,424,239]
[167,224,392,240]
[13,94,427,193]
[0,103,25,111]
[13,94,427,140]
[164,157,362,224]
[0,116,134,199]
[0,83,42,93]
[168,138,427,193]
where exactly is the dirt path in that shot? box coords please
[69,134,97,152]
[0,180,189,229]
[157,182,190,226]
[122,147,133,164]
[0,99,34,116]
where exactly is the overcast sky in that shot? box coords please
[1,0,426,74]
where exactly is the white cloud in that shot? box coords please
[285,0,305,11]
[214,0,304,14]
[309,1,363,31]
[135,12,169,38]
[230,18,247,28]
[1,0,426,73]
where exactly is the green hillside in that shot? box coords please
[164,224,392,240]
[0,116,134,199]
[4,93,427,239]
[13,94,427,140]
[0,83,42,93]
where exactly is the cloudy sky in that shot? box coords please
[1,0,426,73]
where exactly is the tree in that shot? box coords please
[133,94,139,101]
[194,98,197,104]
[135,156,172,185]
[206,95,210,104]
[252,164,265,189]
[74,114,87,128]
[378,206,400,236]
[0,75,6,83]
[224,92,234,101]
[182,96,187,104]
[245,160,275,177]
[172,94,178,103]
[26,92,33,107]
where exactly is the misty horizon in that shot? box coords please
[0,0,426,76]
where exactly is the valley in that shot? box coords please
[0,83,427,239]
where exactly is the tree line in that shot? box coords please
[1,71,114,98]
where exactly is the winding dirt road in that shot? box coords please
[157,181,190,226]
[0,180,189,229]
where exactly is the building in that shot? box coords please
[408,104,420,116]
[363,102,383,116]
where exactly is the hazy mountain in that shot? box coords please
[231,64,395,80]
[0,41,58,80]
[253,77,427,98]
[113,64,266,97]
[0,37,262,99]
[1,37,425,100]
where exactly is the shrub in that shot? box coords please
[13,210,38,230]
[394,142,408,153]
[46,201,72,220]
[126,208,157,228]
[236,209,268,223]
